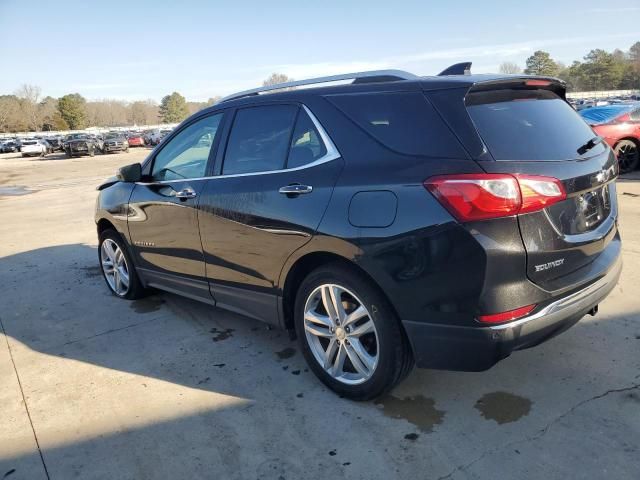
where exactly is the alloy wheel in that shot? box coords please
[100,239,130,296]
[303,284,379,385]
[615,141,639,173]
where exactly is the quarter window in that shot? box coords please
[327,91,467,158]
[223,105,298,175]
[151,113,222,181]
[287,110,328,168]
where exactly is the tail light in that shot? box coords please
[424,173,566,222]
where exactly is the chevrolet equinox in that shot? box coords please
[95,66,622,400]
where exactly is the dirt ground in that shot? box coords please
[0,149,638,479]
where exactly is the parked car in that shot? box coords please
[103,133,129,153]
[21,139,48,157]
[41,139,55,154]
[3,140,19,153]
[95,69,621,400]
[45,137,64,152]
[148,128,172,145]
[127,132,146,147]
[63,134,99,157]
[89,134,104,153]
[142,130,154,144]
[580,104,640,173]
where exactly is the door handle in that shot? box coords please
[278,184,313,195]
[174,188,197,200]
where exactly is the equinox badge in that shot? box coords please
[535,258,565,272]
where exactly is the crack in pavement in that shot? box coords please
[0,315,51,480]
[437,383,640,480]
[57,315,169,349]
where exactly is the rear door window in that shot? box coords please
[326,91,467,158]
[223,105,298,175]
[466,89,605,161]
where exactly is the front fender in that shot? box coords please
[95,181,136,244]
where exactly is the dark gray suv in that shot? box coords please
[95,67,621,399]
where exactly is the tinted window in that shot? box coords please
[467,89,605,161]
[630,108,640,121]
[287,110,327,168]
[327,91,466,158]
[223,105,297,175]
[151,113,222,181]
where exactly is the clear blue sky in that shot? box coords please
[0,0,637,102]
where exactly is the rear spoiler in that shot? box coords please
[467,77,567,101]
[438,62,472,76]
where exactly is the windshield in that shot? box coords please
[579,104,637,125]
[466,89,605,161]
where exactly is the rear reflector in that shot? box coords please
[424,174,566,222]
[477,304,536,324]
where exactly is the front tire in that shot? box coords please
[294,263,414,400]
[614,139,639,174]
[98,229,146,300]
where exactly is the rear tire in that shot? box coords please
[98,229,146,300]
[614,139,639,174]
[294,263,414,400]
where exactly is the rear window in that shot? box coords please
[466,89,605,161]
[326,91,467,158]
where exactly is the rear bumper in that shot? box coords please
[402,255,622,372]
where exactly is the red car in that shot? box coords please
[127,133,146,147]
[580,104,640,173]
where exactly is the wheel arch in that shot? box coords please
[280,250,401,335]
[614,136,640,148]
[97,218,117,237]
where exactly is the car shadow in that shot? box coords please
[0,244,638,478]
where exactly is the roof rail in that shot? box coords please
[219,70,419,103]
[438,62,472,76]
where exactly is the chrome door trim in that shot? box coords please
[135,105,341,186]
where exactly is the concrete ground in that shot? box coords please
[0,149,638,480]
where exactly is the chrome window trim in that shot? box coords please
[136,105,341,185]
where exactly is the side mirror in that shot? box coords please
[117,163,142,183]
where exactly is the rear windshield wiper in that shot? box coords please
[577,136,603,156]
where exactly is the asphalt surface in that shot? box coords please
[0,149,638,480]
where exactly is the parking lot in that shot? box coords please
[0,149,639,479]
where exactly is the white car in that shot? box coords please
[21,139,48,157]
[148,128,173,145]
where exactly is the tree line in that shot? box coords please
[500,41,640,91]
[0,89,221,133]
[0,73,294,133]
